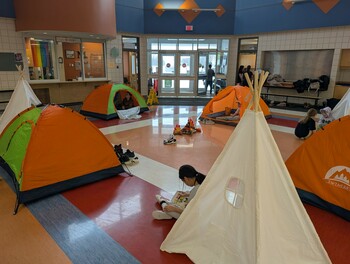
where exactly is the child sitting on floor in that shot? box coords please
[317,106,334,130]
[152,164,206,220]
[294,108,317,139]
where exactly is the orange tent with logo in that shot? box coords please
[200,85,271,125]
[0,105,124,213]
[286,116,350,221]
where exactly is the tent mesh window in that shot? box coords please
[225,177,244,208]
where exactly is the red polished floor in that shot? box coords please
[64,174,191,264]
[63,106,349,264]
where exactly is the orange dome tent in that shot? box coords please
[286,116,350,221]
[200,85,271,125]
[0,105,124,213]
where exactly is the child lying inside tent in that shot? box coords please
[215,102,241,121]
[152,164,206,220]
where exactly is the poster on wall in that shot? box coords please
[15,53,23,62]
[0,52,23,71]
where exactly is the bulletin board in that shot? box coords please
[0,52,23,71]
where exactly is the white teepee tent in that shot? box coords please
[0,66,41,133]
[160,71,331,264]
[332,87,350,119]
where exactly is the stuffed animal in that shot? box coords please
[173,124,182,135]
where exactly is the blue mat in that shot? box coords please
[1,168,140,264]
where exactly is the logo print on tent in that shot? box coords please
[324,166,350,191]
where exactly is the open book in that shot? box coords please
[171,191,189,210]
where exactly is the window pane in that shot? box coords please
[179,54,194,76]
[25,37,57,80]
[147,38,158,50]
[147,52,158,74]
[239,38,258,51]
[225,177,244,208]
[178,39,197,51]
[219,39,229,51]
[159,38,177,50]
[217,52,228,75]
[179,79,194,94]
[161,79,175,93]
[82,42,105,79]
[161,54,175,75]
[198,39,217,50]
[122,37,137,50]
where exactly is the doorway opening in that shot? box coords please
[236,37,258,84]
[122,36,140,92]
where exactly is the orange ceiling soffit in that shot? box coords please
[215,4,225,17]
[282,0,294,10]
[313,0,340,14]
[154,3,165,16]
[179,0,200,23]
[178,10,201,23]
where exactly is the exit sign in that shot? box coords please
[185,25,193,31]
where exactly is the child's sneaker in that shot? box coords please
[114,144,123,157]
[152,210,173,220]
[114,145,132,165]
[125,149,139,164]
[118,154,132,165]
[163,134,176,145]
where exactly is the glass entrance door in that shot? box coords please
[178,53,195,95]
[160,53,176,95]
[159,52,196,96]
[197,51,217,95]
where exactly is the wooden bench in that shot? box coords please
[261,92,322,107]
[262,84,323,106]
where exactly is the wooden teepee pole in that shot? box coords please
[244,70,269,112]
[16,65,25,80]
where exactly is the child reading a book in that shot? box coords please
[152,164,206,220]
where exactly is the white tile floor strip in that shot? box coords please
[124,154,191,195]
[268,124,295,134]
[100,119,153,135]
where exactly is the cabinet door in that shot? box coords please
[340,49,350,67]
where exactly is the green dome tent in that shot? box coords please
[80,83,149,120]
[0,105,124,214]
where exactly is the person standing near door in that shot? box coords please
[236,65,244,85]
[206,64,215,94]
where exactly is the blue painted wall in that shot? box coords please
[234,0,350,35]
[144,0,235,35]
[116,0,144,33]
[0,0,15,18]
[2,0,350,35]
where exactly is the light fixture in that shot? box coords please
[159,7,221,12]
[287,0,309,4]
